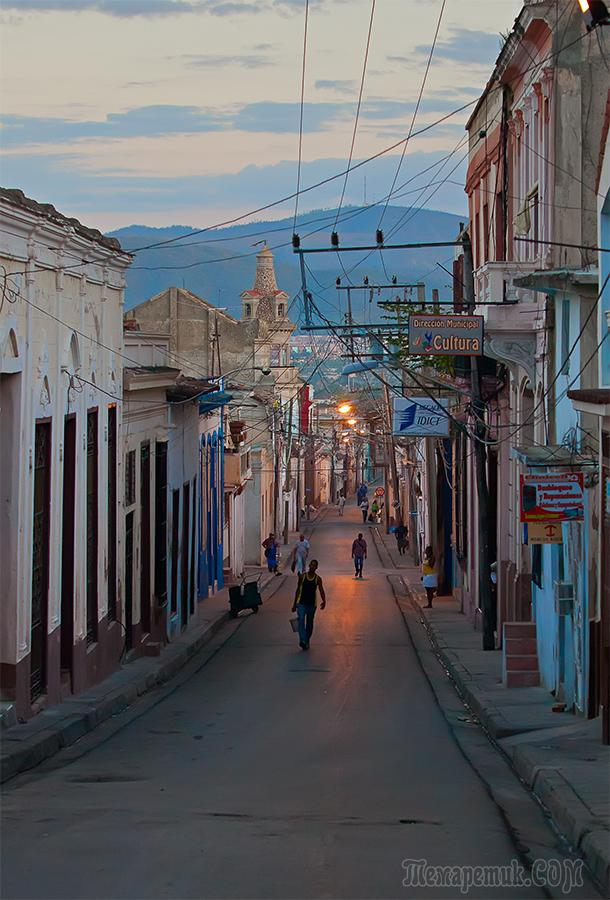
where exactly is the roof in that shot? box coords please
[0,187,129,255]
[166,376,216,403]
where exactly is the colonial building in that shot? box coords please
[0,189,131,719]
[459,0,609,714]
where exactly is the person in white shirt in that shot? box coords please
[338,494,346,516]
[291,534,310,575]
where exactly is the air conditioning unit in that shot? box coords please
[554,581,574,616]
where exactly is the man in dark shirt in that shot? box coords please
[352,533,368,578]
[292,559,326,650]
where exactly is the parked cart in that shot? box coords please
[228,574,263,618]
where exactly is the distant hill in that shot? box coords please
[109,204,464,326]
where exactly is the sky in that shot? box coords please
[0,0,523,231]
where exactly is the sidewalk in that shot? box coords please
[0,571,279,785]
[372,526,610,895]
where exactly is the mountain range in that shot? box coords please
[109,204,465,327]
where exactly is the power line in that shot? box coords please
[377,0,446,229]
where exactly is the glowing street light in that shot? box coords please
[347,418,357,426]
[338,403,352,414]
[578,0,610,28]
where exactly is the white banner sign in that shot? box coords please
[392,397,450,437]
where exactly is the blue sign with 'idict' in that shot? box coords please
[392,397,450,437]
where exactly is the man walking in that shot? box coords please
[291,533,310,575]
[338,494,346,516]
[292,559,326,650]
[351,532,368,578]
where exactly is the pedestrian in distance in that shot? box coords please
[359,498,369,524]
[338,494,346,516]
[262,533,281,575]
[292,559,326,650]
[352,532,368,578]
[422,545,438,607]
[291,533,310,575]
[395,522,408,556]
[370,499,379,523]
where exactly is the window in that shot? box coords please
[483,203,489,263]
[245,304,252,318]
[125,449,136,506]
[495,191,504,262]
[528,188,539,256]
[560,299,571,375]
[278,303,285,317]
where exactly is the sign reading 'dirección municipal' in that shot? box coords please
[408,314,484,357]
[393,397,450,437]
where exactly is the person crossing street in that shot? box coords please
[292,559,326,650]
[351,532,368,578]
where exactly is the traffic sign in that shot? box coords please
[375,487,385,497]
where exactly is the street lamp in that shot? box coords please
[347,418,357,426]
[338,403,352,414]
[578,0,610,29]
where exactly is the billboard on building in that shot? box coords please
[392,397,450,437]
[408,314,484,356]
[520,472,585,523]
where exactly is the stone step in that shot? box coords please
[503,621,536,639]
[505,654,539,672]
[505,670,540,688]
[505,637,538,656]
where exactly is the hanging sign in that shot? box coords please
[393,397,450,437]
[527,522,563,544]
[408,314,484,357]
[374,487,385,497]
[520,473,584,523]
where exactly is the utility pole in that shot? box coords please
[382,380,401,531]
[462,233,495,651]
[283,397,294,545]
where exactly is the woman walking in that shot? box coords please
[262,533,280,575]
[422,545,438,607]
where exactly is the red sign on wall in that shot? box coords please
[520,473,584,524]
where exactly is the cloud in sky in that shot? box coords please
[315,79,357,96]
[0,0,340,16]
[175,53,273,70]
[0,97,470,146]
[415,28,502,65]
[0,147,467,228]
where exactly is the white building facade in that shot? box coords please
[0,189,131,719]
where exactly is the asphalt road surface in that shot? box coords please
[2,505,554,899]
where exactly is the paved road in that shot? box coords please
[2,506,548,899]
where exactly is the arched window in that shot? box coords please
[521,381,535,446]
[70,332,81,371]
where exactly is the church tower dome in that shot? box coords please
[240,243,289,322]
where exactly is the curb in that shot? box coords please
[1,576,277,785]
[370,526,610,897]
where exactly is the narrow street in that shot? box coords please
[2,504,557,900]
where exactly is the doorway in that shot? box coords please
[140,442,151,633]
[125,511,134,651]
[181,482,190,629]
[60,416,76,683]
[31,421,52,701]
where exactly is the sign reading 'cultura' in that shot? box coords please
[408,314,484,357]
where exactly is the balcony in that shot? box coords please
[225,448,251,488]
[474,260,539,319]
